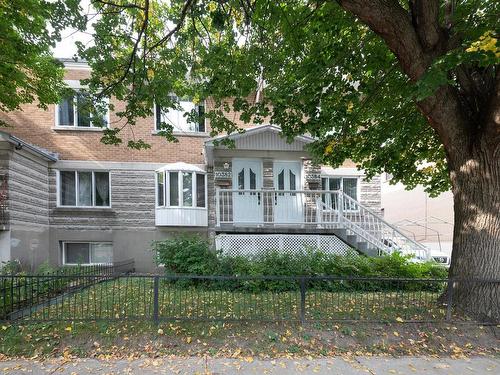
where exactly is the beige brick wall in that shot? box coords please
[0,68,263,163]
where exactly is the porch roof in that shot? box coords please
[204,124,315,165]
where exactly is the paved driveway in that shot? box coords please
[0,356,498,374]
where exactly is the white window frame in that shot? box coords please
[321,176,361,211]
[55,90,110,129]
[155,170,207,209]
[154,98,206,134]
[61,241,113,266]
[56,170,112,208]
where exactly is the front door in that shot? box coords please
[274,161,303,223]
[232,159,263,224]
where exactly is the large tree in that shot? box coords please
[79,0,499,320]
[2,1,499,319]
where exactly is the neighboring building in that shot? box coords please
[0,60,427,272]
[381,176,454,257]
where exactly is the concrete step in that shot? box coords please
[346,235,358,244]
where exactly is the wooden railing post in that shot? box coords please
[215,187,221,227]
[338,192,344,224]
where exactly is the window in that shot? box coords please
[156,171,206,208]
[62,242,113,265]
[155,97,206,133]
[58,171,111,207]
[56,91,109,128]
[321,176,359,209]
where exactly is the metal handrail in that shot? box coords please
[341,193,429,251]
[215,188,430,260]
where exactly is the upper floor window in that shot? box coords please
[58,170,111,207]
[56,91,109,128]
[155,96,206,133]
[156,170,206,208]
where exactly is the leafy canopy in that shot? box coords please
[4,1,498,196]
[0,0,85,117]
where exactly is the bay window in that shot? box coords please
[62,242,113,265]
[155,96,206,133]
[156,170,206,208]
[58,171,111,207]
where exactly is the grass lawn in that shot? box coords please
[1,278,497,360]
[21,277,447,323]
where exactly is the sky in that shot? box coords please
[53,0,93,58]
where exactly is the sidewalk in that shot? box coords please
[0,356,498,374]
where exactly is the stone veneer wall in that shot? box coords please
[359,175,382,214]
[0,144,51,269]
[48,169,156,231]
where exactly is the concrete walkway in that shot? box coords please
[0,356,498,374]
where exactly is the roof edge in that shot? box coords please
[205,124,315,146]
[0,131,59,162]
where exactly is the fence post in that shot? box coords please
[299,277,306,324]
[446,278,455,321]
[153,276,159,325]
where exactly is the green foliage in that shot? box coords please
[152,236,448,292]
[75,0,499,196]
[0,0,84,117]
[153,234,220,275]
[0,260,22,275]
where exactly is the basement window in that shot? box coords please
[62,242,113,265]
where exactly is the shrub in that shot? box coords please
[152,234,220,275]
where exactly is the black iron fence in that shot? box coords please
[1,273,498,324]
[0,260,135,320]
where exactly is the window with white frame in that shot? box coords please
[62,242,113,265]
[156,170,206,208]
[321,176,359,209]
[56,91,109,128]
[58,171,111,207]
[155,96,206,133]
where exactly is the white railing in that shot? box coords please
[335,193,430,260]
[216,189,341,226]
[215,188,430,260]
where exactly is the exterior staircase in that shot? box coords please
[318,192,430,260]
[215,188,430,260]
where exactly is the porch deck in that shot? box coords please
[215,189,430,260]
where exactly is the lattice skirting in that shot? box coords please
[215,234,354,257]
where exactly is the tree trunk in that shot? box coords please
[448,139,500,321]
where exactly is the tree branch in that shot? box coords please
[409,0,442,51]
[92,0,145,11]
[337,0,429,81]
[146,0,196,54]
[336,0,471,162]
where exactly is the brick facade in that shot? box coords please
[0,68,264,164]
